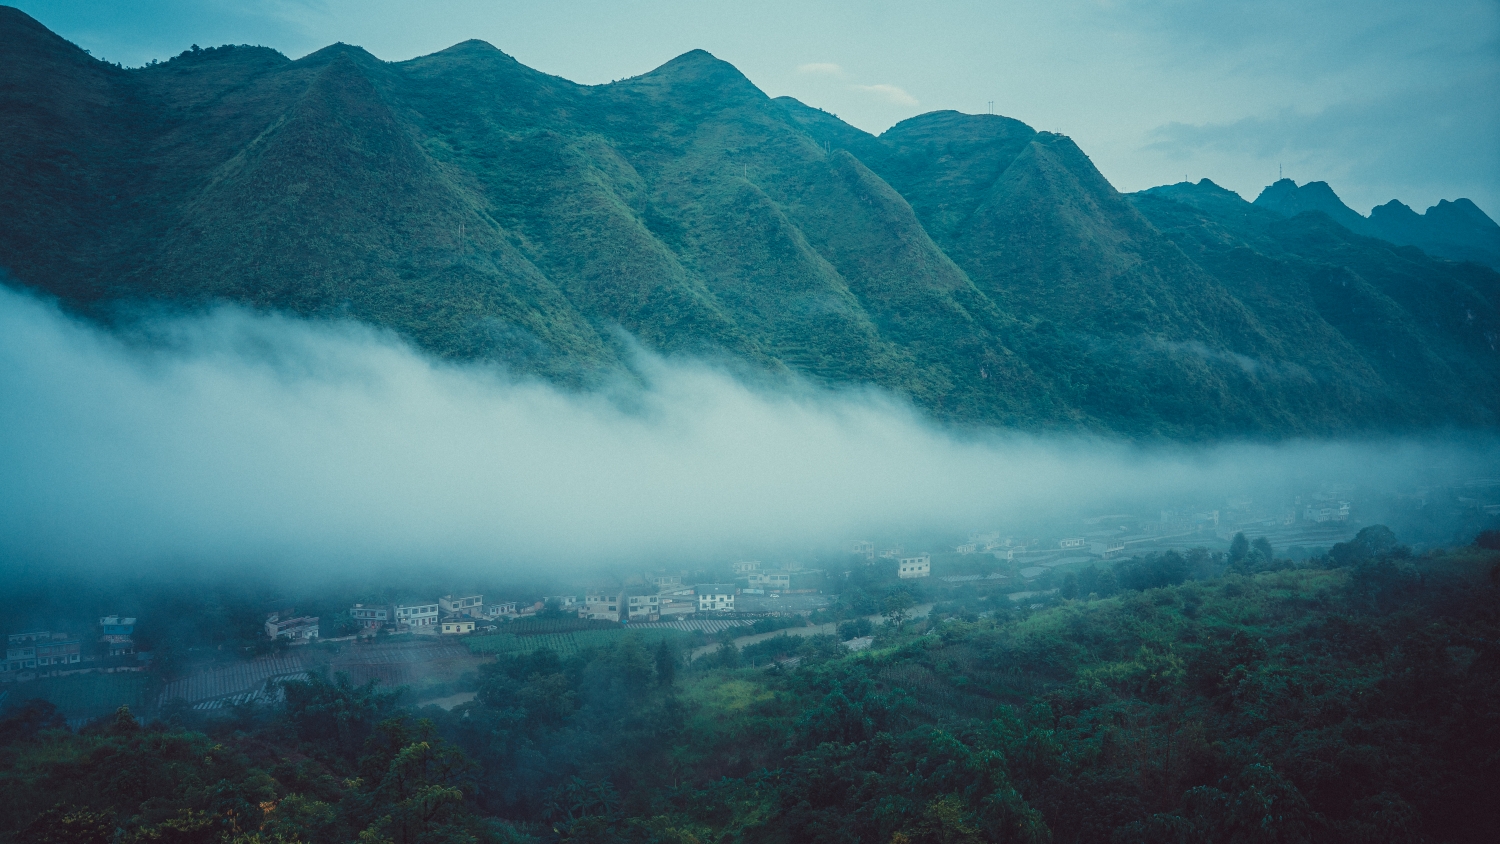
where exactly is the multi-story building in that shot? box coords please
[35,635,81,668]
[581,590,620,622]
[393,601,440,628]
[99,616,137,656]
[648,574,682,589]
[621,588,660,622]
[265,612,320,642]
[731,560,761,574]
[849,541,875,560]
[897,554,931,579]
[350,604,390,630]
[3,630,49,673]
[697,584,736,612]
[439,594,484,618]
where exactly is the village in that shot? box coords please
[4,474,1493,727]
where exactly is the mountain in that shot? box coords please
[2,6,1497,437]
[1254,178,1500,270]
[1369,198,1500,270]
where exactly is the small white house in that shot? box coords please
[747,571,791,591]
[1059,538,1086,550]
[731,560,761,574]
[897,554,931,579]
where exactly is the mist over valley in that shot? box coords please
[2,4,1498,844]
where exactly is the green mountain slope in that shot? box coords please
[1,7,1496,436]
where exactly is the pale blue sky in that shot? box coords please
[13,0,1500,215]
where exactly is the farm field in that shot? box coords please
[5,671,158,724]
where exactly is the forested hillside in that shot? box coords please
[2,6,1497,437]
[3,529,1497,843]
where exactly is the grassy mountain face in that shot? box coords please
[2,7,1497,436]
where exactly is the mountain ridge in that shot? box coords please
[1,6,1496,438]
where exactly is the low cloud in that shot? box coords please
[797,62,847,77]
[853,83,918,107]
[0,284,1492,578]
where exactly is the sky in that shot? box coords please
[2,285,1495,577]
[11,0,1500,217]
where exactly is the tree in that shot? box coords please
[1252,536,1274,563]
[1229,533,1250,568]
[883,592,915,629]
[654,639,676,688]
[1059,573,1079,600]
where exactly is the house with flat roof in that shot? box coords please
[350,604,390,630]
[697,584,736,612]
[394,601,439,628]
[898,554,931,579]
[265,612,319,642]
[99,616,137,656]
[439,594,484,617]
[440,616,475,635]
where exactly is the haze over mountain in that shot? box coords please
[2,6,1497,438]
[1253,178,1500,270]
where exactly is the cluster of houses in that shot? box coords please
[848,543,933,579]
[2,616,139,681]
[292,577,778,640]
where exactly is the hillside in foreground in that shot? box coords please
[2,6,1497,438]
[2,529,1497,843]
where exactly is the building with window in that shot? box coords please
[582,590,623,622]
[897,554,931,579]
[622,588,660,622]
[350,604,390,630]
[99,616,137,656]
[394,601,439,627]
[697,584,736,612]
[747,571,791,591]
[439,594,484,618]
[265,612,320,642]
[440,616,475,635]
[849,540,875,560]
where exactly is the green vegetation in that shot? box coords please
[4,527,1496,842]
[2,7,1496,437]
[3,672,158,724]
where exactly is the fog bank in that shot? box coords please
[0,285,1492,576]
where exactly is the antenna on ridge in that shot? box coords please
[987,100,994,114]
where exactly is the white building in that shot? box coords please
[394,601,440,627]
[481,601,520,619]
[622,588,660,622]
[747,571,791,591]
[956,543,977,555]
[648,575,682,588]
[1058,538,1086,550]
[731,560,761,574]
[850,541,875,560]
[697,584,736,612]
[897,554,931,579]
[265,612,319,642]
[581,590,623,622]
